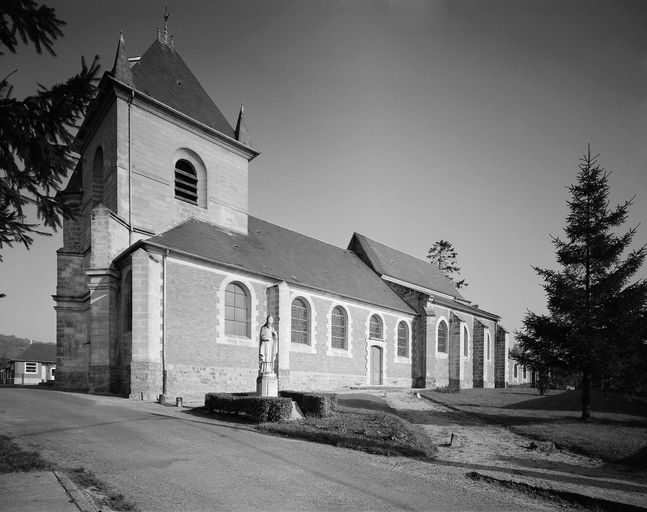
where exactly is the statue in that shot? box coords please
[258,315,277,374]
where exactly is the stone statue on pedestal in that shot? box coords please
[258,315,277,374]
[257,315,278,397]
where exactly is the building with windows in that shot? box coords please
[8,343,57,385]
[54,27,510,400]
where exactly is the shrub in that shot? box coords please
[204,393,292,422]
[279,391,337,417]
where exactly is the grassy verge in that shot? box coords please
[0,436,52,473]
[422,388,647,465]
[69,467,138,512]
[258,406,438,458]
[0,436,138,511]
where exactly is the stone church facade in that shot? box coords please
[54,28,510,400]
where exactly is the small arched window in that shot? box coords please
[463,325,469,357]
[437,320,448,353]
[331,306,347,350]
[513,364,518,378]
[397,321,409,357]
[92,147,103,206]
[291,298,310,345]
[369,314,383,340]
[122,270,132,333]
[174,159,198,205]
[225,282,250,337]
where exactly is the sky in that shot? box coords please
[1,0,646,343]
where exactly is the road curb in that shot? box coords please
[466,471,647,512]
[54,470,98,512]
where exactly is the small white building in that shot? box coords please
[9,343,56,385]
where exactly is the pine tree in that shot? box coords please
[427,240,468,289]
[0,0,99,261]
[515,148,647,421]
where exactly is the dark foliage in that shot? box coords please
[204,393,293,423]
[427,240,468,289]
[279,390,337,417]
[0,0,100,261]
[514,148,647,420]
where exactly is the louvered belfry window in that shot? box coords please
[174,159,198,205]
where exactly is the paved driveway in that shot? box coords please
[0,388,565,511]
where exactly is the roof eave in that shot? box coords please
[136,239,416,317]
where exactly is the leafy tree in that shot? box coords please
[515,148,647,421]
[0,0,99,261]
[427,240,468,289]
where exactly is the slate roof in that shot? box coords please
[11,343,56,363]
[139,217,415,315]
[350,233,465,300]
[125,39,235,138]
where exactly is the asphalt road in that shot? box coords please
[0,388,565,512]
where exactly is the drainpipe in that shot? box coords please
[127,89,134,245]
[161,249,168,397]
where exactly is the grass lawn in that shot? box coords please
[259,405,438,458]
[422,388,647,466]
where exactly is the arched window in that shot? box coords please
[225,282,250,337]
[437,320,448,353]
[397,321,409,357]
[174,159,198,205]
[92,147,103,206]
[291,298,310,344]
[513,364,518,378]
[486,332,491,360]
[369,314,383,340]
[463,325,469,357]
[523,367,527,379]
[122,270,132,333]
[331,306,347,350]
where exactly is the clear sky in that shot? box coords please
[1,0,646,342]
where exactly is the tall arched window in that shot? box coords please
[486,332,491,360]
[369,314,383,340]
[291,298,310,345]
[331,306,347,350]
[225,282,250,337]
[122,270,132,333]
[174,159,198,205]
[437,320,448,353]
[92,147,103,206]
[463,325,469,357]
[397,321,409,357]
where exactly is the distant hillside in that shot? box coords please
[0,335,52,367]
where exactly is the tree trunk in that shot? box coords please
[580,371,592,421]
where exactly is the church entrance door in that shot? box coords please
[370,346,383,385]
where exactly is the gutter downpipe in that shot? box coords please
[162,249,168,398]
[127,89,134,246]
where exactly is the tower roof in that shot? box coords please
[125,38,235,138]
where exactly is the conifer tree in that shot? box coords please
[515,148,647,421]
[0,0,99,261]
[427,240,468,289]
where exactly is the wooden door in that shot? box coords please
[370,346,382,385]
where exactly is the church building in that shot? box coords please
[54,23,510,400]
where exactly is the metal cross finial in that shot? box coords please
[158,2,174,48]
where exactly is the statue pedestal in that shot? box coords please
[256,372,278,397]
